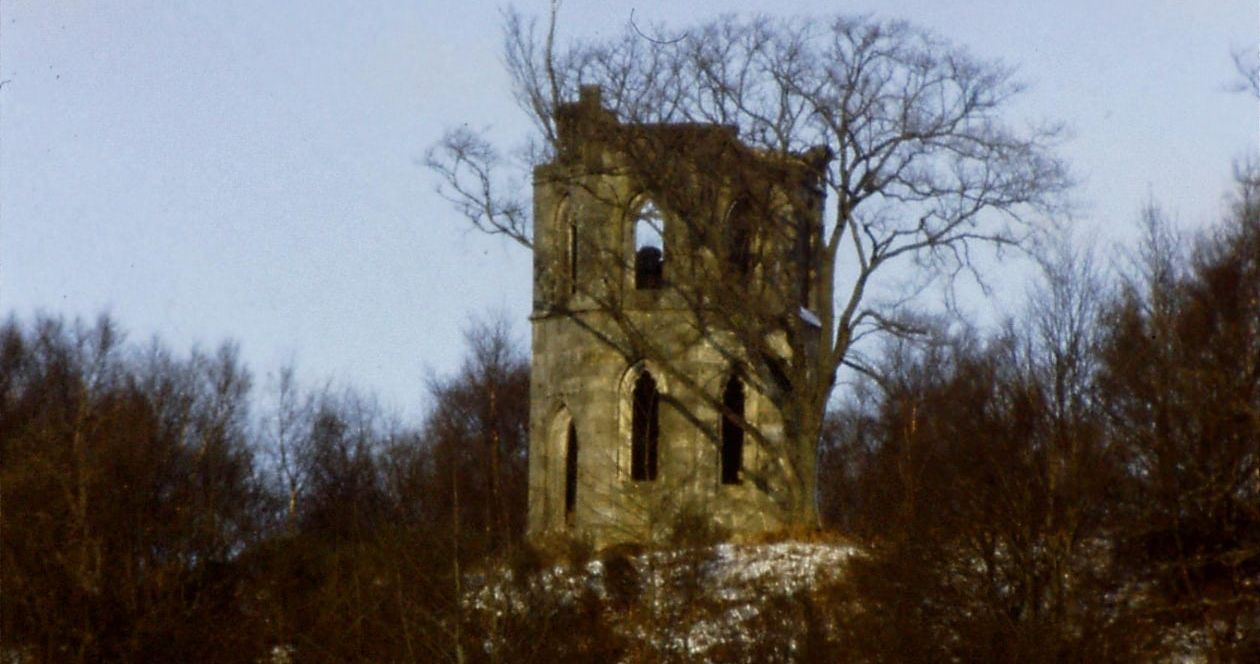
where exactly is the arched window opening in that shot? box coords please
[564,421,578,522]
[634,201,665,290]
[556,199,578,296]
[720,376,745,485]
[568,215,579,295]
[631,371,660,481]
[726,201,753,278]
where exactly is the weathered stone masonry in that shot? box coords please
[527,86,826,547]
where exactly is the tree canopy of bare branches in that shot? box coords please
[427,6,1070,526]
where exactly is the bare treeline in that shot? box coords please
[820,171,1259,661]
[2,178,1256,660]
[0,317,527,662]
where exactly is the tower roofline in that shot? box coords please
[552,86,830,186]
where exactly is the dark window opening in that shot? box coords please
[634,202,665,290]
[631,371,660,481]
[720,376,745,485]
[727,202,753,277]
[565,421,578,521]
[635,247,663,289]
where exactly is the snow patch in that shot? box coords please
[466,541,858,662]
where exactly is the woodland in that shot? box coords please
[3,8,1257,663]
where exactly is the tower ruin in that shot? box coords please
[527,86,827,547]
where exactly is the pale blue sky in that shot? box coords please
[2,0,1256,416]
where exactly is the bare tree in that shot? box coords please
[1231,44,1260,98]
[259,365,316,532]
[0,315,268,662]
[820,244,1134,660]
[420,316,530,553]
[428,5,1069,525]
[1098,175,1260,659]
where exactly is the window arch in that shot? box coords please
[720,375,745,485]
[633,200,665,290]
[630,370,660,481]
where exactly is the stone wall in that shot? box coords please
[526,87,824,548]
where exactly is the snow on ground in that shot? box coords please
[466,540,859,662]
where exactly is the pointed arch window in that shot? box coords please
[564,421,579,522]
[631,371,660,481]
[555,198,579,296]
[720,375,745,485]
[634,201,665,290]
[567,212,579,295]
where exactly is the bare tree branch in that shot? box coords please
[1230,44,1260,98]
[426,10,1070,530]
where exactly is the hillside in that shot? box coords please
[465,541,858,662]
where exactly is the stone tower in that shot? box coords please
[527,87,827,547]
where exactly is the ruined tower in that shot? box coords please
[527,87,827,547]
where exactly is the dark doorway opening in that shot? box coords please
[721,376,745,485]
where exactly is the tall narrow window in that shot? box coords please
[564,421,578,521]
[634,201,665,290]
[726,201,753,278]
[631,371,660,481]
[556,199,578,297]
[720,376,745,485]
[568,216,579,295]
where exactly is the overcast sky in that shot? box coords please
[2,0,1256,417]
